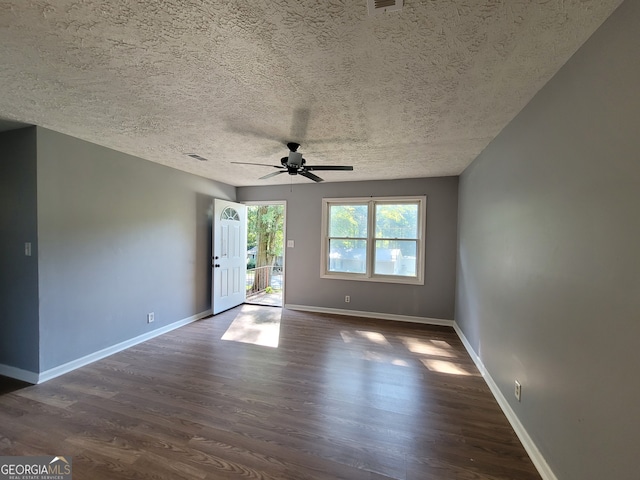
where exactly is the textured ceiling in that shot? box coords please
[0,0,622,186]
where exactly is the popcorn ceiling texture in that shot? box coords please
[0,0,622,186]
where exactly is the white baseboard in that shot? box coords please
[0,309,212,385]
[453,322,557,480]
[285,304,454,327]
[0,364,39,384]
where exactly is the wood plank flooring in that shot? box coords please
[0,306,541,479]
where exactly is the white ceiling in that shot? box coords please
[0,0,622,186]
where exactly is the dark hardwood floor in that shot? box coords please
[0,306,541,479]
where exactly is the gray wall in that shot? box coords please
[0,127,40,373]
[36,128,235,370]
[238,177,458,320]
[456,1,639,479]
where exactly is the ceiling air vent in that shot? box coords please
[368,0,403,16]
[186,153,208,162]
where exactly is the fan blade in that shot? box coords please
[304,165,353,171]
[231,161,283,168]
[260,170,287,180]
[299,170,324,182]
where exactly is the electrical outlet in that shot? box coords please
[514,380,522,402]
[147,312,155,323]
[345,295,350,303]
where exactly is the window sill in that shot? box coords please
[321,272,424,285]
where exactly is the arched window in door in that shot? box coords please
[221,207,240,221]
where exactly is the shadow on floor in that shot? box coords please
[0,375,32,395]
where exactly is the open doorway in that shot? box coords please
[245,202,286,307]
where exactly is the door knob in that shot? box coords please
[214,264,220,268]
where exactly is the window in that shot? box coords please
[321,196,426,284]
[221,207,240,221]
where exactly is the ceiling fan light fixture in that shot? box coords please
[288,151,303,167]
[368,0,403,16]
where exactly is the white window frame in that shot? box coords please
[321,196,426,285]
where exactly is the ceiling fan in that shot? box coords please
[232,142,353,183]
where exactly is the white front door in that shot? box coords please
[212,199,247,314]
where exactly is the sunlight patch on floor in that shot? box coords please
[221,305,281,348]
[337,327,478,376]
[351,350,411,367]
[421,358,474,376]
[398,336,456,358]
[340,330,391,347]
[356,330,391,346]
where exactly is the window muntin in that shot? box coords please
[322,196,425,284]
